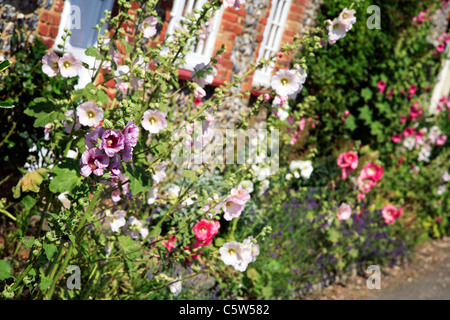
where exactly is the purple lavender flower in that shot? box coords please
[79,147,109,177]
[100,129,125,157]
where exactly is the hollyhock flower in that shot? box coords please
[377,80,386,93]
[392,133,402,143]
[400,114,407,124]
[105,210,127,232]
[142,109,167,133]
[443,170,450,182]
[85,126,106,149]
[58,53,82,78]
[191,62,215,87]
[409,103,424,120]
[100,129,125,157]
[299,118,306,131]
[428,126,442,144]
[358,192,365,201]
[140,16,158,38]
[77,102,104,127]
[258,179,270,196]
[357,176,376,194]
[193,85,206,99]
[114,65,130,92]
[387,88,394,98]
[125,216,148,240]
[79,147,109,177]
[230,186,251,205]
[408,84,417,99]
[361,163,384,182]
[220,241,253,272]
[327,18,348,44]
[122,121,139,162]
[271,69,302,97]
[169,278,182,297]
[42,52,60,77]
[110,172,129,202]
[162,236,177,252]
[403,136,416,151]
[239,180,254,193]
[110,154,122,176]
[403,127,416,137]
[289,160,314,179]
[418,144,431,162]
[147,187,158,205]
[193,219,220,243]
[436,135,447,145]
[339,8,357,31]
[437,185,446,195]
[382,205,403,225]
[152,161,167,184]
[337,203,352,220]
[242,237,260,263]
[63,110,81,133]
[337,151,358,180]
[223,199,245,221]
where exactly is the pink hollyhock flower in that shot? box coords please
[122,121,139,162]
[290,137,297,145]
[58,53,82,78]
[77,102,104,127]
[382,205,403,225]
[100,129,125,157]
[387,88,394,98]
[400,114,407,124]
[403,127,416,137]
[409,103,424,121]
[230,186,251,205]
[377,80,387,93]
[142,109,167,133]
[408,84,417,99]
[193,219,220,244]
[42,52,60,77]
[263,93,270,101]
[223,199,245,221]
[436,43,445,53]
[338,8,357,31]
[357,176,376,193]
[162,236,177,252]
[336,151,358,180]
[361,163,384,182]
[140,16,158,38]
[436,135,447,145]
[110,154,122,177]
[358,192,365,201]
[337,203,352,220]
[299,118,306,131]
[194,85,206,99]
[79,147,109,177]
[392,133,402,143]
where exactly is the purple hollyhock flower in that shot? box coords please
[100,129,125,157]
[79,147,109,177]
[110,154,121,176]
[123,121,139,147]
[85,126,106,149]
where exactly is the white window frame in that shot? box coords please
[165,0,224,70]
[53,0,115,89]
[252,0,292,87]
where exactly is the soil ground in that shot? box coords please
[304,237,450,300]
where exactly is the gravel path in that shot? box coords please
[305,237,450,300]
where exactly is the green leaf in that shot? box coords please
[21,195,38,211]
[0,60,12,73]
[361,88,373,102]
[49,166,82,194]
[125,164,150,195]
[117,235,141,260]
[24,99,65,128]
[96,89,109,107]
[0,260,13,280]
[349,248,359,258]
[358,105,373,125]
[85,46,102,60]
[43,242,57,260]
[328,229,340,244]
[344,114,357,131]
[20,237,35,249]
[182,169,198,183]
[39,277,52,290]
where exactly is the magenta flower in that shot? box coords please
[100,129,125,157]
[382,205,403,225]
[392,133,402,143]
[377,81,386,93]
[337,151,358,180]
[79,147,109,177]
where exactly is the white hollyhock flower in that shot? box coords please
[76,102,104,127]
[271,69,302,97]
[339,8,357,31]
[105,210,127,233]
[277,108,289,121]
[140,16,158,38]
[168,185,181,197]
[403,136,416,151]
[58,53,82,78]
[219,241,243,267]
[337,203,352,220]
[442,170,450,182]
[42,52,60,77]
[147,187,158,204]
[242,237,259,263]
[327,18,348,44]
[191,62,215,87]
[239,180,254,193]
[125,216,148,240]
[152,161,167,184]
[437,185,446,195]
[169,277,182,297]
[258,179,270,196]
[299,160,314,179]
[142,109,167,133]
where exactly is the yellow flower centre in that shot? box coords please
[63,60,72,69]
[87,110,96,118]
[200,227,206,232]
[106,139,113,147]
[342,12,348,19]
[89,163,97,170]
[280,77,289,86]
[148,116,158,125]
[228,248,236,255]
[53,61,59,69]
